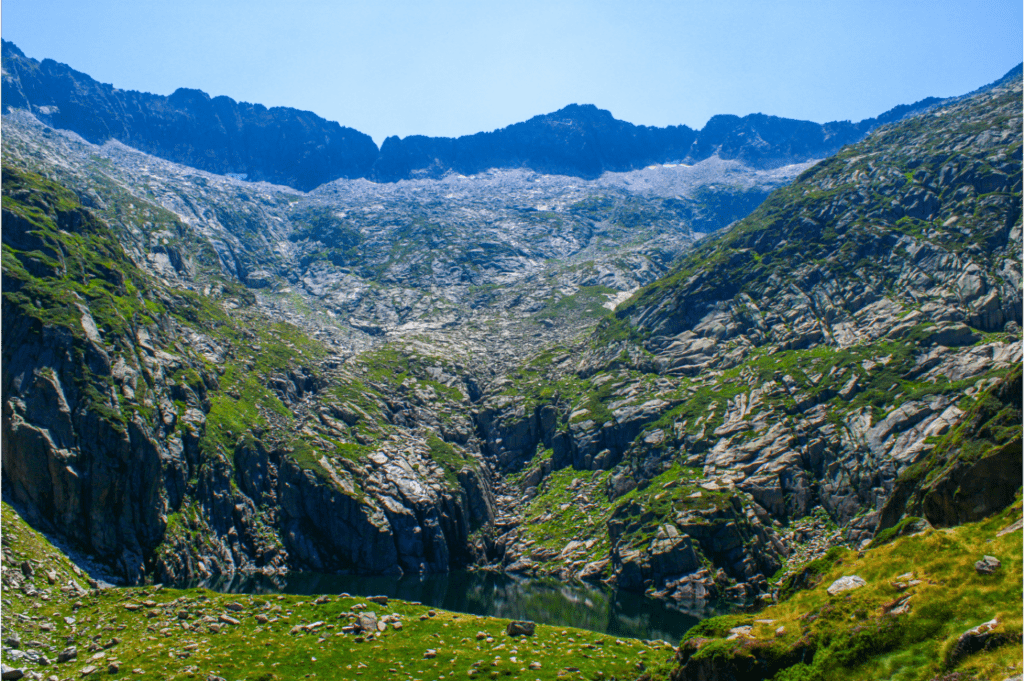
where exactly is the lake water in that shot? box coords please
[181,570,730,643]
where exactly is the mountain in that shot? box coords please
[1,41,1021,681]
[4,39,1001,190]
[0,40,379,191]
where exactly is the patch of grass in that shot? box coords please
[426,435,474,487]
[677,499,1023,680]
[0,501,660,681]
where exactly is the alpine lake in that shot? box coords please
[178,569,736,644]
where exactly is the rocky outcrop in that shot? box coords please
[878,365,1022,532]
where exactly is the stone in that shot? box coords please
[355,613,379,634]
[827,575,866,596]
[947,618,1006,667]
[1,666,25,681]
[423,649,437,659]
[79,666,98,676]
[224,602,244,612]
[975,555,1001,575]
[996,517,1023,537]
[57,647,78,663]
[505,621,535,637]
[218,615,240,626]
[366,595,389,606]
[726,626,753,640]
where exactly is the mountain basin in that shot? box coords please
[177,569,735,644]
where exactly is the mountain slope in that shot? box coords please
[0,39,1019,647]
[469,63,1021,607]
[1,163,499,585]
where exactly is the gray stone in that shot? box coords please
[827,575,866,596]
[355,612,379,634]
[975,555,1001,575]
[505,621,536,637]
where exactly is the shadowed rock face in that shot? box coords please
[0,41,379,191]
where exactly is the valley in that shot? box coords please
[1,40,1021,681]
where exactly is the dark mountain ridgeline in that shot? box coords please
[6,40,1015,190]
[0,40,379,191]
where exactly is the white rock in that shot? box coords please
[827,575,866,596]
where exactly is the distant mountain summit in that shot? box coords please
[3,40,1019,190]
[372,105,864,182]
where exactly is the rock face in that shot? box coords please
[0,41,378,191]
[0,164,492,584]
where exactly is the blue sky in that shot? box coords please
[3,0,1022,145]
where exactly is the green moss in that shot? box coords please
[426,434,473,486]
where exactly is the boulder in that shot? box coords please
[974,555,1001,575]
[506,621,536,637]
[827,575,866,596]
[946,618,1008,667]
[355,612,379,634]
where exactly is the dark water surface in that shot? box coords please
[182,570,729,643]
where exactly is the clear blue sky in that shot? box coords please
[3,0,1022,145]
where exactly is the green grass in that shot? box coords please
[674,498,1024,681]
[0,502,664,681]
[426,435,474,487]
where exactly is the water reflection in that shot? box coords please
[181,570,733,643]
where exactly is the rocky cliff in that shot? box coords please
[0,163,498,585]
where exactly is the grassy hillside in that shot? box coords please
[0,502,667,680]
[660,498,1022,681]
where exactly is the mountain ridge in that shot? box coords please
[5,39,1015,191]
